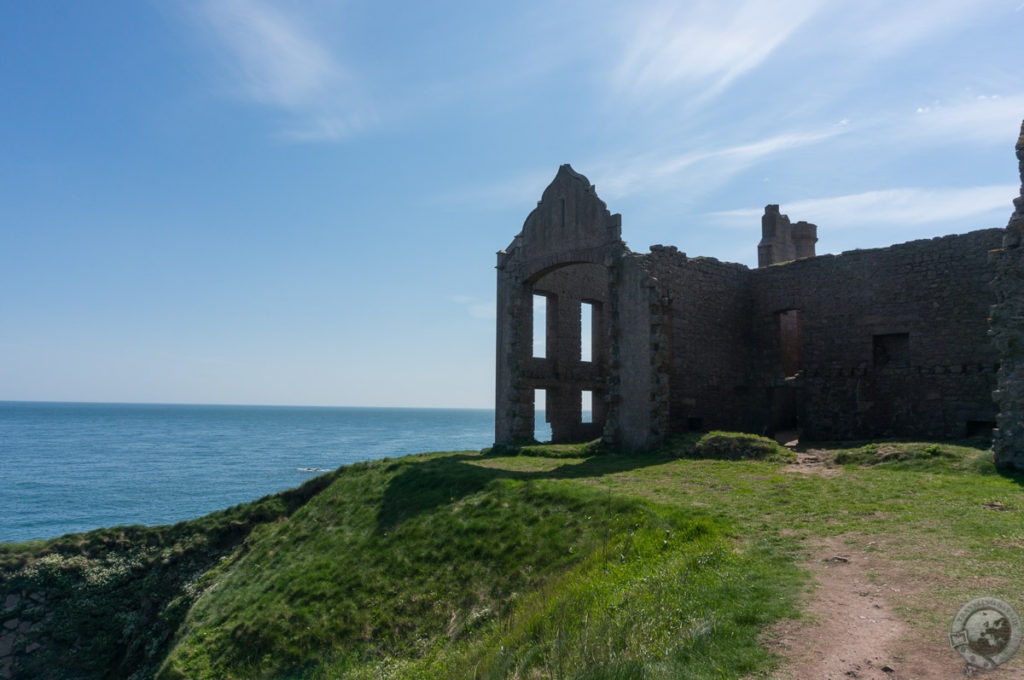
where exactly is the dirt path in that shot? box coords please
[761,536,954,679]
[754,451,1024,679]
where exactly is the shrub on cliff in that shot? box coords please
[661,431,795,462]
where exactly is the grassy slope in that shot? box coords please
[0,471,340,680]
[157,445,801,679]
[3,434,1022,679]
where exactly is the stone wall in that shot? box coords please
[605,253,665,451]
[497,138,1019,451]
[990,121,1024,470]
[750,230,1003,440]
[494,164,626,445]
[646,247,755,434]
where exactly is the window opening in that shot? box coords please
[777,309,801,377]
[532,294,547,358]
[581,390,593,424]
[873,333,909,368]
[581,301,593,362]
[966,420,995,438]
[534,389,551,442]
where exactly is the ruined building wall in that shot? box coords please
[498,131,1022,451]
[750,230,1003,440]
[645,247,755,434]
[606,253,666,451]
[990,121,1024,470]
[495,164,629,446]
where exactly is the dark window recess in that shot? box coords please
[873,333,909,368]
[687,417,704,432]
[966,420,996,438]
[777,310,801,377]
[770,386,798,432]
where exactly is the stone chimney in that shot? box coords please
[757,205,817,267]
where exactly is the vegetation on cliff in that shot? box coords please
[2,434,1022,679]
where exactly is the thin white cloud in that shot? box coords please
[444,125,846,212]
[452,296,496,321]
[592,126,846,199]
[848,0,1004,59]
[710,184,1018,229]
[909,94,1024,145]
[191,0,373,141]
[611,0,824,104]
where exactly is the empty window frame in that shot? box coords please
[873,333,909,368]
[581,390,593,424]
[534,389,551,442]
[532,294,547,358]
[580,301,593,362]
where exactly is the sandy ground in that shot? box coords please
[751,449,1024,680]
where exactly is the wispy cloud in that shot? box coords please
[591,125,846,199]
[610,0,824,105]
[444,124,846,212]
[846,0,1004,59]
[191,0,373,141]
[910,94,1024,145]
[452,296,495,321]
[709,184,1017,230]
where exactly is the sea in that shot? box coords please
[0,402,496,544]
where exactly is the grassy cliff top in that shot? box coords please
[1,434,1021,679]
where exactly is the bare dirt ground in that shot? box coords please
[787,448,841,477]
[752,449,1024,680]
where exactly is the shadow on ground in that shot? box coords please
[376,451,667,530]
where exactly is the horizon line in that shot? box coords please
[0,399,495,412]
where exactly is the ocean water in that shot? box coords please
[0,402,494,544]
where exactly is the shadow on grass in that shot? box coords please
[997,466,1024,488]
[376,451,667,530]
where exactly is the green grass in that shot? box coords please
[3,434,1023,679]
[658,431,796,462]
[155,451,803,679]
[0,470,340,680]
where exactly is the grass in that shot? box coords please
[2,433,1023,679]
[0,470,340,680]
[156,450,803,679]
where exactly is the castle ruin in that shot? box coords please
[495,121,1024,470]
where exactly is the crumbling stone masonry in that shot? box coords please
[496,123,1024,457]
[990,121,1024,471]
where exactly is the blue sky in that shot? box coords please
[2,0,1021,409]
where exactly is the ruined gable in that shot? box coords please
[496,125,1024,459]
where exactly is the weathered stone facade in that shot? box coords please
[990,121,1024,470]
[497,124,1024,457]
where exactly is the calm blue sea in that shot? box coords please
[0,402,494,544]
